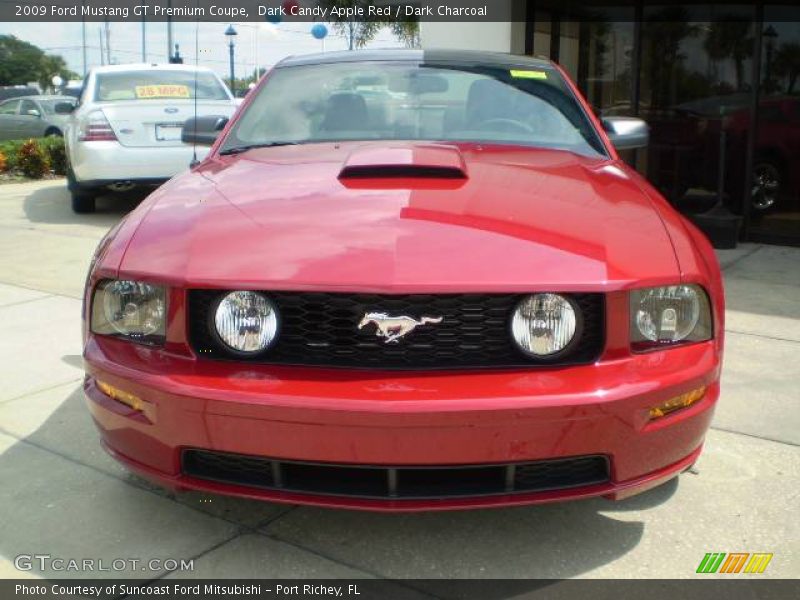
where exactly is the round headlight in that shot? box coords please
[213,291,279,354]
[511,294,578,357]
[633,285,701,343]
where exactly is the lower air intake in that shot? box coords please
[182,450,610,500]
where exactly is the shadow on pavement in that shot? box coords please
[0,381,680,580]
[61,354,84,370]
[22,182,145,226]
[722,247,800,321]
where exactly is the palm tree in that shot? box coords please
[773,42,800,94]
[37,54,77,91]
[704,18,754,91]
[319,0,419,50]
[641,7,700,109]
[391,20,420,49]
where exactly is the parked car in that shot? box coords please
[0,95,75,140]
[82,50,724,511]
[0,85,40,102]
[59,63,237,213]
[648,95,800,215]
[59,79,84,99]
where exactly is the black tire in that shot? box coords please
[71,190,96,213]
[750,159,784,214]
[44,127,62,137]
[67,167,96,213]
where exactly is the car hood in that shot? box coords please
[119,142,680,292]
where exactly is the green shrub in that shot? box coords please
[16,139,50,179]
[0,140,25,171]
[0,137,67,178]
[40,136,67,175]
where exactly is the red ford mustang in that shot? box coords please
[82,50,724,511]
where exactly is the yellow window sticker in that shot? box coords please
[135,85,191,99]
[510,70,548,80]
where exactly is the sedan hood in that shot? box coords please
[119,142,679,292]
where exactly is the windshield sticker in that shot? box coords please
[135,85,191,99]
[510,70,548,80]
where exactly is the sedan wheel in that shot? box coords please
[67,167,96,214]
[751,162,781,212]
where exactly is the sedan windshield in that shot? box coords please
[222,61,606,157]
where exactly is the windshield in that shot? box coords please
[94,70,229,102]
[222,61,606,157]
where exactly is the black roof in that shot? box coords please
[277,49,554,70]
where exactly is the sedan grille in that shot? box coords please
[182,450,610,500]
[188,291,605,369]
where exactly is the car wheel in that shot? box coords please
[44,128,62,138]
[71,190,96,213]
[751,160,782,213]
[67,167,96,213]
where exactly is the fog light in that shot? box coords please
[97,380,143,411]
[649,386,706,420]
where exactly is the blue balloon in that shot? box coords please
[266,13,282,24]
[311,23,328,40]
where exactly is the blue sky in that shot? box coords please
[1,21,405,81]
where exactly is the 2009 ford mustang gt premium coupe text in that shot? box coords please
[82,50,724,511]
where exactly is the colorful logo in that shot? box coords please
[697,552,773,574]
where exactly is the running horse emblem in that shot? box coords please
[357,312,444,344]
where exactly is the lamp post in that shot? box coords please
[763,25,778,93]
[225,24,238,97]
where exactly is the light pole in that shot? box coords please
[763,25,778,93]
[140,1,147,62]
[225,24,238,96]
[167,0,173,61]
[81,0,87,76]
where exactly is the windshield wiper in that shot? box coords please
[219,141,299,155]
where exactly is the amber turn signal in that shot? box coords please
[649,386,706,420]
[97,380,143,412]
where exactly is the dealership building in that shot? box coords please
[422,1,800,246]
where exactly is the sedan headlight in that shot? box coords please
[511,293,579,357]
[212,291,279,355]
[630,284,712,350]
[91,280,166,345]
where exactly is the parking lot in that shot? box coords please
[0,179,798,583]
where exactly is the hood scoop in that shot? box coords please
[338,144,468,180]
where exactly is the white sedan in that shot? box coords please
[60,64,237,213]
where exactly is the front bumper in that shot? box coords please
[84,336,720,511]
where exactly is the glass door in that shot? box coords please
[638,4,757,217]
[746,6,800,244]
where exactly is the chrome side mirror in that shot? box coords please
[602,117,649,150]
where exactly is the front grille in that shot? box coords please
[182,450,610,500]
[188,291,605,369]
